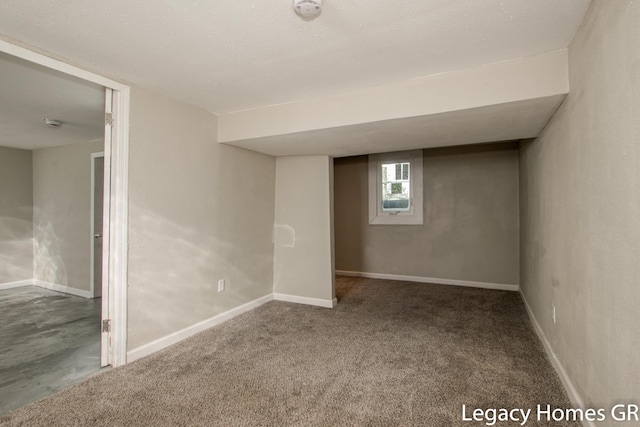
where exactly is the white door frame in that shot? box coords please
[90,151,104,299]
[0,39,130,367]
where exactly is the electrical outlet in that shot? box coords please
[218,279,225,293]
[552,305,556,324]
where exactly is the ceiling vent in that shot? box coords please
[294,0,322,18]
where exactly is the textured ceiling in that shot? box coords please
[0,0,591,114]
[0,51,104,150]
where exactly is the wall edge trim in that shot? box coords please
[34,280,92,299]
[127,293,274,363]
[335,270,519,292]
[0,279,34,290]
[273,293,337,308]
[520,291,594,427]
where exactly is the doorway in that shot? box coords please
[0,39,129,367]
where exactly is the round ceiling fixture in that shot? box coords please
[293,0,322,18]
[43,118,63,129]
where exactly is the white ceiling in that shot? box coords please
[0,0,591,115]
[0,51,104,150]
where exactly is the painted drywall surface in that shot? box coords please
[32,140,103,291]
[0,146,33,283]
[219,50,569,143]
[519,0,640,417]
[334,143,519,285]
[223,95,566,158]
[0,1,590,114]
[127,88,276,350]
[0,50,105,151]
[273,156,335,302]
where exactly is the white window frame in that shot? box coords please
[368,150,423,225]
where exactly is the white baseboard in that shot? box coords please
[520,292,593,427]
[0,279,92,299]
[336,270,519,292]
[127,293,274,363]
[273,293,337,308]
[34,280,92,299]
[0,279,33,291]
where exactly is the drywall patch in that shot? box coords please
[273,224,295,247]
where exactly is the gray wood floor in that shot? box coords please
[0,286,102,415]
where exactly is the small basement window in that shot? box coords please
[368,150,423,225]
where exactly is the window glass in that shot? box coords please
[381,162,410,211]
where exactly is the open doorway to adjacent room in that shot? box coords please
[0,41,129,414]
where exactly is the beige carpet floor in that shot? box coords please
[1,277,579,426]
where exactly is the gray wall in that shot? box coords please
[334,143,519,285]
[32,140,103,291]
[520,0,640,417]
[0,146,33,284]
[127,88,276,350]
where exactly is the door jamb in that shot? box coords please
[0,38,131,367]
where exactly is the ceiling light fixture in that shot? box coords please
[293,0,322,19]
[43,118,63,129]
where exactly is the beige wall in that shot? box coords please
[127,88,276,350]
[334,143,519,285]
[0,146,33,284]
[520,0,640,417]
[273,156,335,305]
[32,140,103,291]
